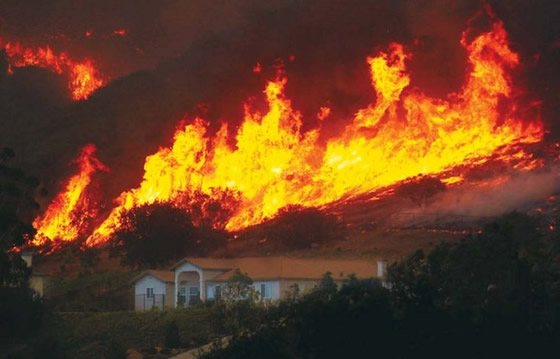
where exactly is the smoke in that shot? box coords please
[411,166,560,219]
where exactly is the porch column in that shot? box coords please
[199,271,206,301]
[174,270,179,308]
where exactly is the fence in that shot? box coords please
[135,294,166,311]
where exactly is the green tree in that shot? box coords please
[222,269,258,303]
[211,269,265,335]
[311,272,337,300]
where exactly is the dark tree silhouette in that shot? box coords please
[0,147,45,347]
[112,203,226,268]
[0,146,39,285]
[201,212,560,359]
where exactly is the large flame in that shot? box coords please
[81,16,543,246]
[32,144,108,247]
[0,39,105,100]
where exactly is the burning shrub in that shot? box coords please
[262,206,343,250]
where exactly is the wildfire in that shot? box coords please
[0,39,105,100]
[80,13,543,246]
[32,145,108,247]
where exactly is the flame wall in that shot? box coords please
[0,1,557,248]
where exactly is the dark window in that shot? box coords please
[215,285,222,300]
[146,288,154,299]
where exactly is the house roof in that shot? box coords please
[172,257,377,281]
[130,270,175,284]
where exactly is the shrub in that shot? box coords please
[164,320,181,348]
[105,340,127,359]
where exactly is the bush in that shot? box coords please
[0,287,45,345]
[54,308,217,357]
[105,340,127,359]
[30,333,67,359]
[164,320,181,348]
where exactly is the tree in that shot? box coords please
[0,147,45,346]
[222,269,258,303]
[212,269,263,335]
[112,204,199,268]
[386,212,560,357]
[201,212,560,359]
[0,147,39,286]
[164,320,181,348]
[312,272,337,298]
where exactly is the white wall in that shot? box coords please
[253,280,280,300]
[206,283,220,299]
[135,276,167,296]
[134,275,169,311]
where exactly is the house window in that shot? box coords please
[146,288,154,299]
[260,284,272,299]
[189,286,199,297]
[215,285,222,300]
[188,286,200,305]
[178,287,187,305]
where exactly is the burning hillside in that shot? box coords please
[0,38,106,100]
[32,144,108,247]
[28,5,558,250]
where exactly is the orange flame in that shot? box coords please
[0,39,105,100]
[32,145,108,246]
[83,16,543,246]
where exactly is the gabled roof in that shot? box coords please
[172,257,377,281]
[170,257,235,271]
[130,270,175,284]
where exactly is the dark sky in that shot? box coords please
[0,0,558,207]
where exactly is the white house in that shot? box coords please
[130,270,175,310]
[132,257,382,311]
